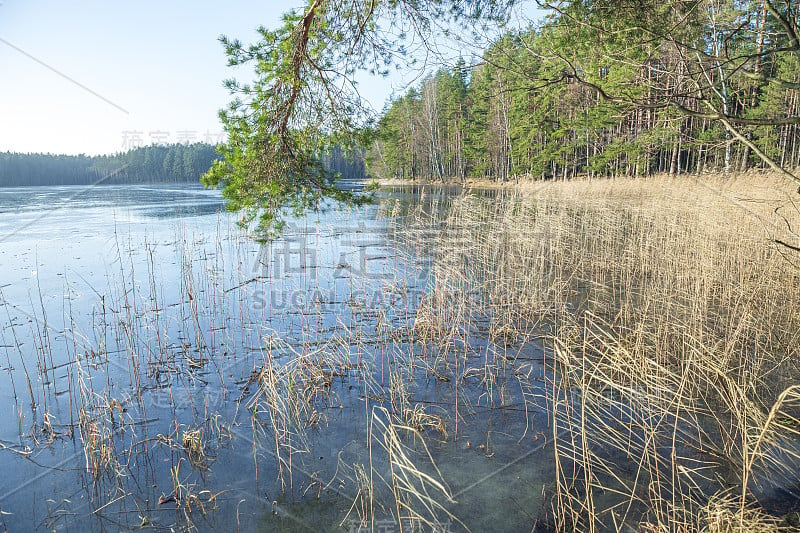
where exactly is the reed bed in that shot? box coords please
[403,173,800,531]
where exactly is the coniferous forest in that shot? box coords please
[0,143,368,187]
[0,143,220,187]
[366,16,800,182]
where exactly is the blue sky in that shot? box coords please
[1,1,539,155]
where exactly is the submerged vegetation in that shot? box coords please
[3,173,800,530]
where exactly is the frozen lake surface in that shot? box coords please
[0,183,548,532]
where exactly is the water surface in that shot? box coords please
[0,183,549,532]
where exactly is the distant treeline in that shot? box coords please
[0,142,367,187]
[0,143,220,187]
[319,145,367,181]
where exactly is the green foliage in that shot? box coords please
[205,0,517,237]
[366,0,800,182]
[203,4,380,239]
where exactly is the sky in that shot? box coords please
[0,1,540,156]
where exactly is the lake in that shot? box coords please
[0,183,549,532]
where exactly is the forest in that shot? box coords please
[0,143,221,187]
[366,7,800,182]
[0,142,366,187]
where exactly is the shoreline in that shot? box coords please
[375,168,800,191]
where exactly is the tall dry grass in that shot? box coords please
[405,173,800,531]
